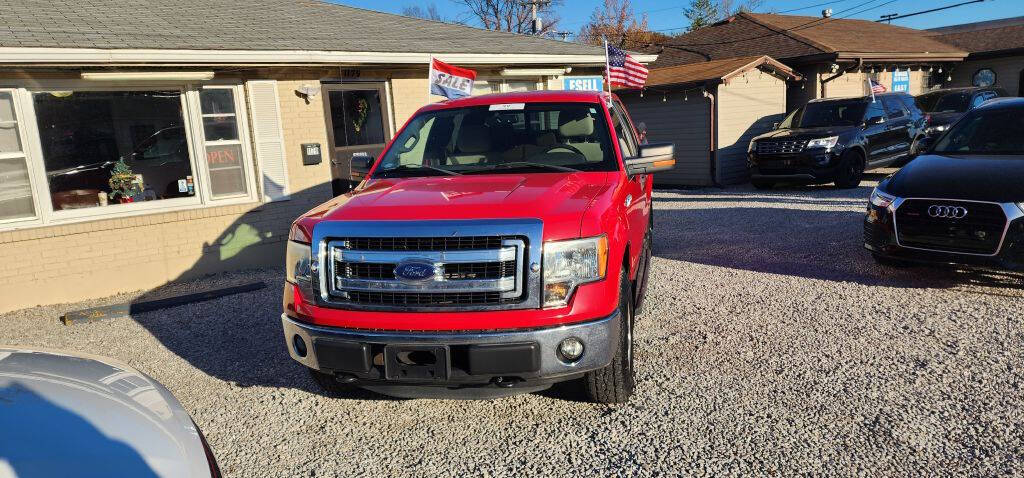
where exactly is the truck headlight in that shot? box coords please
[286,240,313,295]
[869,188,896,209]
[542,235,608,308]
[806,136,839,150]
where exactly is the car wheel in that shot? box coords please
[308,368,354,396]
[634,229,653,315]
[751,179,775,190]
[834,150,865,189]
[872,252,913,268]
[585,267,636,404]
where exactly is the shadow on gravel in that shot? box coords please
[651,186,1024,290]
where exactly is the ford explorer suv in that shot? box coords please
[748,92,923,189]
[865,97,1024,271]
[282,91,675,403]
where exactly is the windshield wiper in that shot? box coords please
[375,164,461,177]
[484,162,580,172]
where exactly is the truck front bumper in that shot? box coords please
[281,311,619,396]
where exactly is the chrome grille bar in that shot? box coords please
[333,247,517,264]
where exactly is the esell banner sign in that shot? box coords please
[429,58,477,100]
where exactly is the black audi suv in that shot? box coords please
[748,92,924,189]
[864,97,1024,271]
[915,86,1007,140]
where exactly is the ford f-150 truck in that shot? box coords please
[282,91,674,403]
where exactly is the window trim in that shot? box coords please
[0,88,40,226]
[0,81,260,232]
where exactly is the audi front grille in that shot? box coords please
[894,199,1008,255]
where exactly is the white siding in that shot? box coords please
[947,56,1024,95]
[717,70,787,185]
[620,91,712,186]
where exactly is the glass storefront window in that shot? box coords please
[504,80,538,92]
[328,89,385,147]
[0,91,35,221]
[200,87,247,198]
[472,80,501,96]
[33,90,196,210]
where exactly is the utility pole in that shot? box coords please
[879,13,898,23]
[522,0,551,34]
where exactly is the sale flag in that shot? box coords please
[429,58,476,100]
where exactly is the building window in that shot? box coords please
[472,80,502,96]
[200,87,247,198]
[33,90,196,210]
[0,90,35,221]
[471,78,543,96]
[973,68,996,87]
[327,89,386,147]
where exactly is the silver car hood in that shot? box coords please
[0,348,210,478]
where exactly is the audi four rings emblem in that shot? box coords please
[928,205,969,219]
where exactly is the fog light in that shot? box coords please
[293,334,307,358]
[558,337,585,362]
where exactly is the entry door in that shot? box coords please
[321,83,392,195]
[862,100,890,162]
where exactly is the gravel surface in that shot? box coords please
[3,171,1023,476]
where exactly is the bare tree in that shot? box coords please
[453,0,562,34]
[402,3,447,22]
[718,0,764,16]
[578,0,669,48]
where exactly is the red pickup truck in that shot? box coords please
[282,91,674,403]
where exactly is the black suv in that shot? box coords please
[914,86,1008,139]
[747,92,924,189]
[865,97,1024,271]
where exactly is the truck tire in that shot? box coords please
[585,267,635,404]
[834,150,865,189]
[308,368,353,396]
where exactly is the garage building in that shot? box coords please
[620,56,799,186]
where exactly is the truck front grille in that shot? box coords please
[756,140,806,155]
[326,236,527,309]
[895,199,1007,255]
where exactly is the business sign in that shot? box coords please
[429,58,476,100]
[563,76,604,91]
[891,69,910,93]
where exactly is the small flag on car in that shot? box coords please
[870,79,887,94]
[605,43,649,89]
[429,58,476,100]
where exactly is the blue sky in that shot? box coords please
[335,0,1023,35]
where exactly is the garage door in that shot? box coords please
[620,92,712,187]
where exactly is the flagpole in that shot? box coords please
[867,76,876,103]
[428,55,434,103]
[603,36,611,101]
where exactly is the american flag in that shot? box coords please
[870,79,887,94]
[606,44,648,88]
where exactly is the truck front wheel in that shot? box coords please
[585,267,636,404]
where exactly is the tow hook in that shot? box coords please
[335,373,358,384]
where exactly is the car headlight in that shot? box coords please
[925,124,948,134]
[286,240,313,295]
[806,136,839,150]
[869,188,896,209]
[542,235,608,308]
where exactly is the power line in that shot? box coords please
[873,0,986,23]
[652,0,883,38]
[777,0,854,14]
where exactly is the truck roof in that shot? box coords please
[420,90,612,113]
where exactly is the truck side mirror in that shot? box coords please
[916,135,935,152]
[350,153,373,178]
[625,142,675,176]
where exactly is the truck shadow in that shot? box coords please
[650,188,1024,290]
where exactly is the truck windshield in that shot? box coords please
[373,102,617,178]
[933,108,1024,156]
[781,100,868,129]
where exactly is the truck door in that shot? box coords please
[322,83,393,196]
[609,100,647,274]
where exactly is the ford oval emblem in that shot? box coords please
[394,261,436,282]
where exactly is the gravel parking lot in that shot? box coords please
[3,171,1023,476]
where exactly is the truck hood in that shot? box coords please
[302,172,614,238]
[883,154,1024,203]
